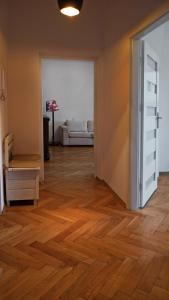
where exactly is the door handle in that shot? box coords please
[157,113,163,129]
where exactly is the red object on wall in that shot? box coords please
[46,100,59,112]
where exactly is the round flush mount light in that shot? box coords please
[58,0,83,17]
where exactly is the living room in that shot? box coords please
[42,59,94,146]
[42,58,94,178]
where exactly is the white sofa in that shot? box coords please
[60,120,94,146]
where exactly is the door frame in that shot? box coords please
[39,55,96,179]
[130,11,169,210]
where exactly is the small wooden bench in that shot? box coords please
[4,134,41,206]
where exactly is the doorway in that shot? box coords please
[41,58,95,186]
[131,13,169,210]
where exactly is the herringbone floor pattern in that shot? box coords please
[0,146,169,300]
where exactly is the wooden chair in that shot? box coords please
[4,133,41,206]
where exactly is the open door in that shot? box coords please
[140,41,160,208]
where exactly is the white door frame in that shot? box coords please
[130,11,169,210]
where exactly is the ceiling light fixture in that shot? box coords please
[58,0,83,17]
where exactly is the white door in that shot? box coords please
[140,41,160,208]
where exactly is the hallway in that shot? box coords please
[42,146,124,210]
[0,147,169,299]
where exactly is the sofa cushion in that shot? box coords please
[87,120,94,132]
[69,132,93,138]
[67,120,87,132]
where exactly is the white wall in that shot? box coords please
[42,59,94,143]
[145,22,169,172]
[7,0,104,156]
[7,0,168,206]
[95,1,168,205]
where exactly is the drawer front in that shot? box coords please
[7,189,36,201]
[7,179,36,190]
[7,170,38,180]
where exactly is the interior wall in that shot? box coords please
[7,0,169,206]
[7,0,105,155]
[0,0,8,212]
[95,0,169,205]
[42,59,94,143]
[144,22,169,172]
[95,39,130,203]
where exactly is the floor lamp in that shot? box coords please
[46,100,59,146]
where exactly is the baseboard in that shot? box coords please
[159,172,169,176]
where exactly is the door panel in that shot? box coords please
[140,41,159,208]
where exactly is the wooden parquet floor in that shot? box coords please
[1,146,169,300]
